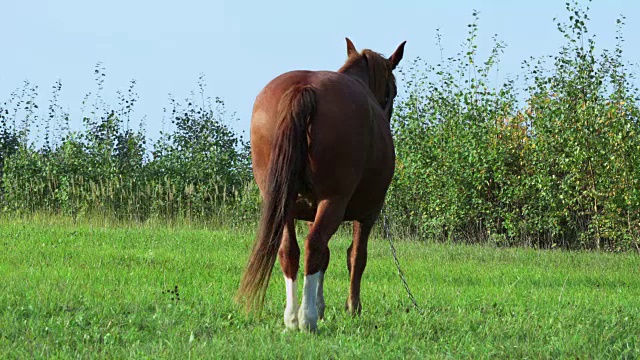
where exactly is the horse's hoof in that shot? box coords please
[298,318,318,333]
[298,324,318,333]
[345,300,362,316]
[284,320,298,331]
[282,326,298,333]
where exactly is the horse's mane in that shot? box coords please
[339,49,395,108]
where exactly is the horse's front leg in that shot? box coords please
[346,214,377,315]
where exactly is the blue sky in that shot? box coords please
[1,0,639,141]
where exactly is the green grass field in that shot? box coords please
[1,217,639,359]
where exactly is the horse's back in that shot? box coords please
[251,70,371,128]
[250,70,394,221]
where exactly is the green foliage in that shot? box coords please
[146,75,253,223]
[388,2,640,250]
[0,66,257,225]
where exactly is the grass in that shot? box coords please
[0,216,638,359]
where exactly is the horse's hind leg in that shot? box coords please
[278,220,300,330]
[315,246,329,321]
[345,210,380,315]
[298,199,345,332]
[300,221,327,320]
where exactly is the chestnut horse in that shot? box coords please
[237,38,405,331]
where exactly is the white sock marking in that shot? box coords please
[316,271,325,320]
[298,272,320,331]
[283,277,298,330]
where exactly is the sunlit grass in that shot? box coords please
[0,217,638,358]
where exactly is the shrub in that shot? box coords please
[1,68,257,225]
[388,2,640,250]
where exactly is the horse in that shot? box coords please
[236,38,406,332]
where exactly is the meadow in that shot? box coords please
[1,216,638,359]
[1,2,640,358]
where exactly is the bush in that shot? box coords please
[0,68,257,225]
[388,2,640,250]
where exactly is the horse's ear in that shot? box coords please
[346,37,358,57]
[389,41,406,69]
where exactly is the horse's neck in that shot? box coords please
[339,67,370,91]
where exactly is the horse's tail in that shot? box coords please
[236,85,316,313]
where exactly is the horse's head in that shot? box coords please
[339,38,406,121]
